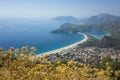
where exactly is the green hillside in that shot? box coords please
[52,20,120,49]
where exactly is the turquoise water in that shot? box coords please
[0,19,106,54]
[86,29,107,39]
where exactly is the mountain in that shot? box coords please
[51,16,79,23]
[52,19,120,49]
[52,19,120,34]
[52,23,91,34]
[83,13,120,24]
[51,13,120,24]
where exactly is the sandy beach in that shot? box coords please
[37,33,88,56]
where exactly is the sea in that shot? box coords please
[0,19,106,54]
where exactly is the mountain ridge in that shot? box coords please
[82,13,120,24]
[51,13,120,24]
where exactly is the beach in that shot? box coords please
[37,33,88,56]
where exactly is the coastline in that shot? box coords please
[37,33,88,56]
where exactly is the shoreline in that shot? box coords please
[37,33,88,56]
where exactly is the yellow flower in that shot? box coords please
[115,71,120,77]
[67,61,73,66]
[107,66,111,70]
[42,54,47,58]
[45,78,49,80]
[57,60,61,64]
[98,71,105,76]
[105,62,109,66]
[34,71,40,76]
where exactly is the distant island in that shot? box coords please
[51,16,80,23]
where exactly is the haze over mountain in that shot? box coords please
[51,16,79,23]
[83,13,120,24]
[51,13,120,24]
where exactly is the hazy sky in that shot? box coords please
[0,0,120,19]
